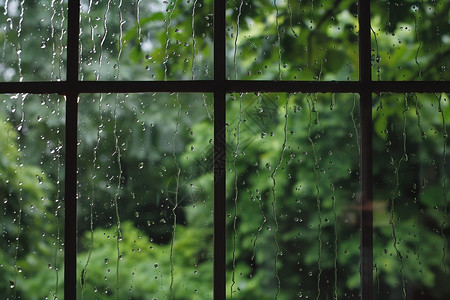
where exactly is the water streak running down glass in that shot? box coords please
[226,0,359,80]
[0,94,65,299]
[373,93,450,299]
[79,0,213,81]
[226,93,361,299]
[0,0,67,81]
[371,0,450,81]
[77,93,213,299]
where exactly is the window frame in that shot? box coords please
[0,0,449,299]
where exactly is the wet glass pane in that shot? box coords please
[79,0,213,81]
[77,93,213,298]
[371,1,450,81]
[226,0,358,81]
[0,0,67,81]
[226,93,361,299]
[373,93,450,299]
[0,94,65,298]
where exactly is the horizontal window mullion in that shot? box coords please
[1,81,449,95]
[226,81,450,93]
[371,81,450,93]
[0,80,450,95]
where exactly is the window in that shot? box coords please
[0,0,449,299]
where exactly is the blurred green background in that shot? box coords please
[0,0,449,299]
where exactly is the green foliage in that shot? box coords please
[77,222,212,299]
[0,0,449,299]
[0,109,62,299]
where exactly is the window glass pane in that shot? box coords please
[77,93,213,298]
[79,0,213,81]
[371,1,450,81]
[226,0,358,81]
[0,94,65,298]
[373,93,450,299]
[226,93,361,298]
[0,1,67,81]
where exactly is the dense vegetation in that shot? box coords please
[0,0,449,299]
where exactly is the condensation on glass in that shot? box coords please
[371,1,450,81]
[0,0,67,81]
[373,93,450,299]
[226,0,359,81]
[0,93,65,298]
[225,93,361,299]
[77,93,213,298]
[79,0,213,81]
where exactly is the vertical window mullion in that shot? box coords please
[65,0,80,298]
[358,0,374,299]
[213,0,226,298]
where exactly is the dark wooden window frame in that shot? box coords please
[0,1,449,299]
